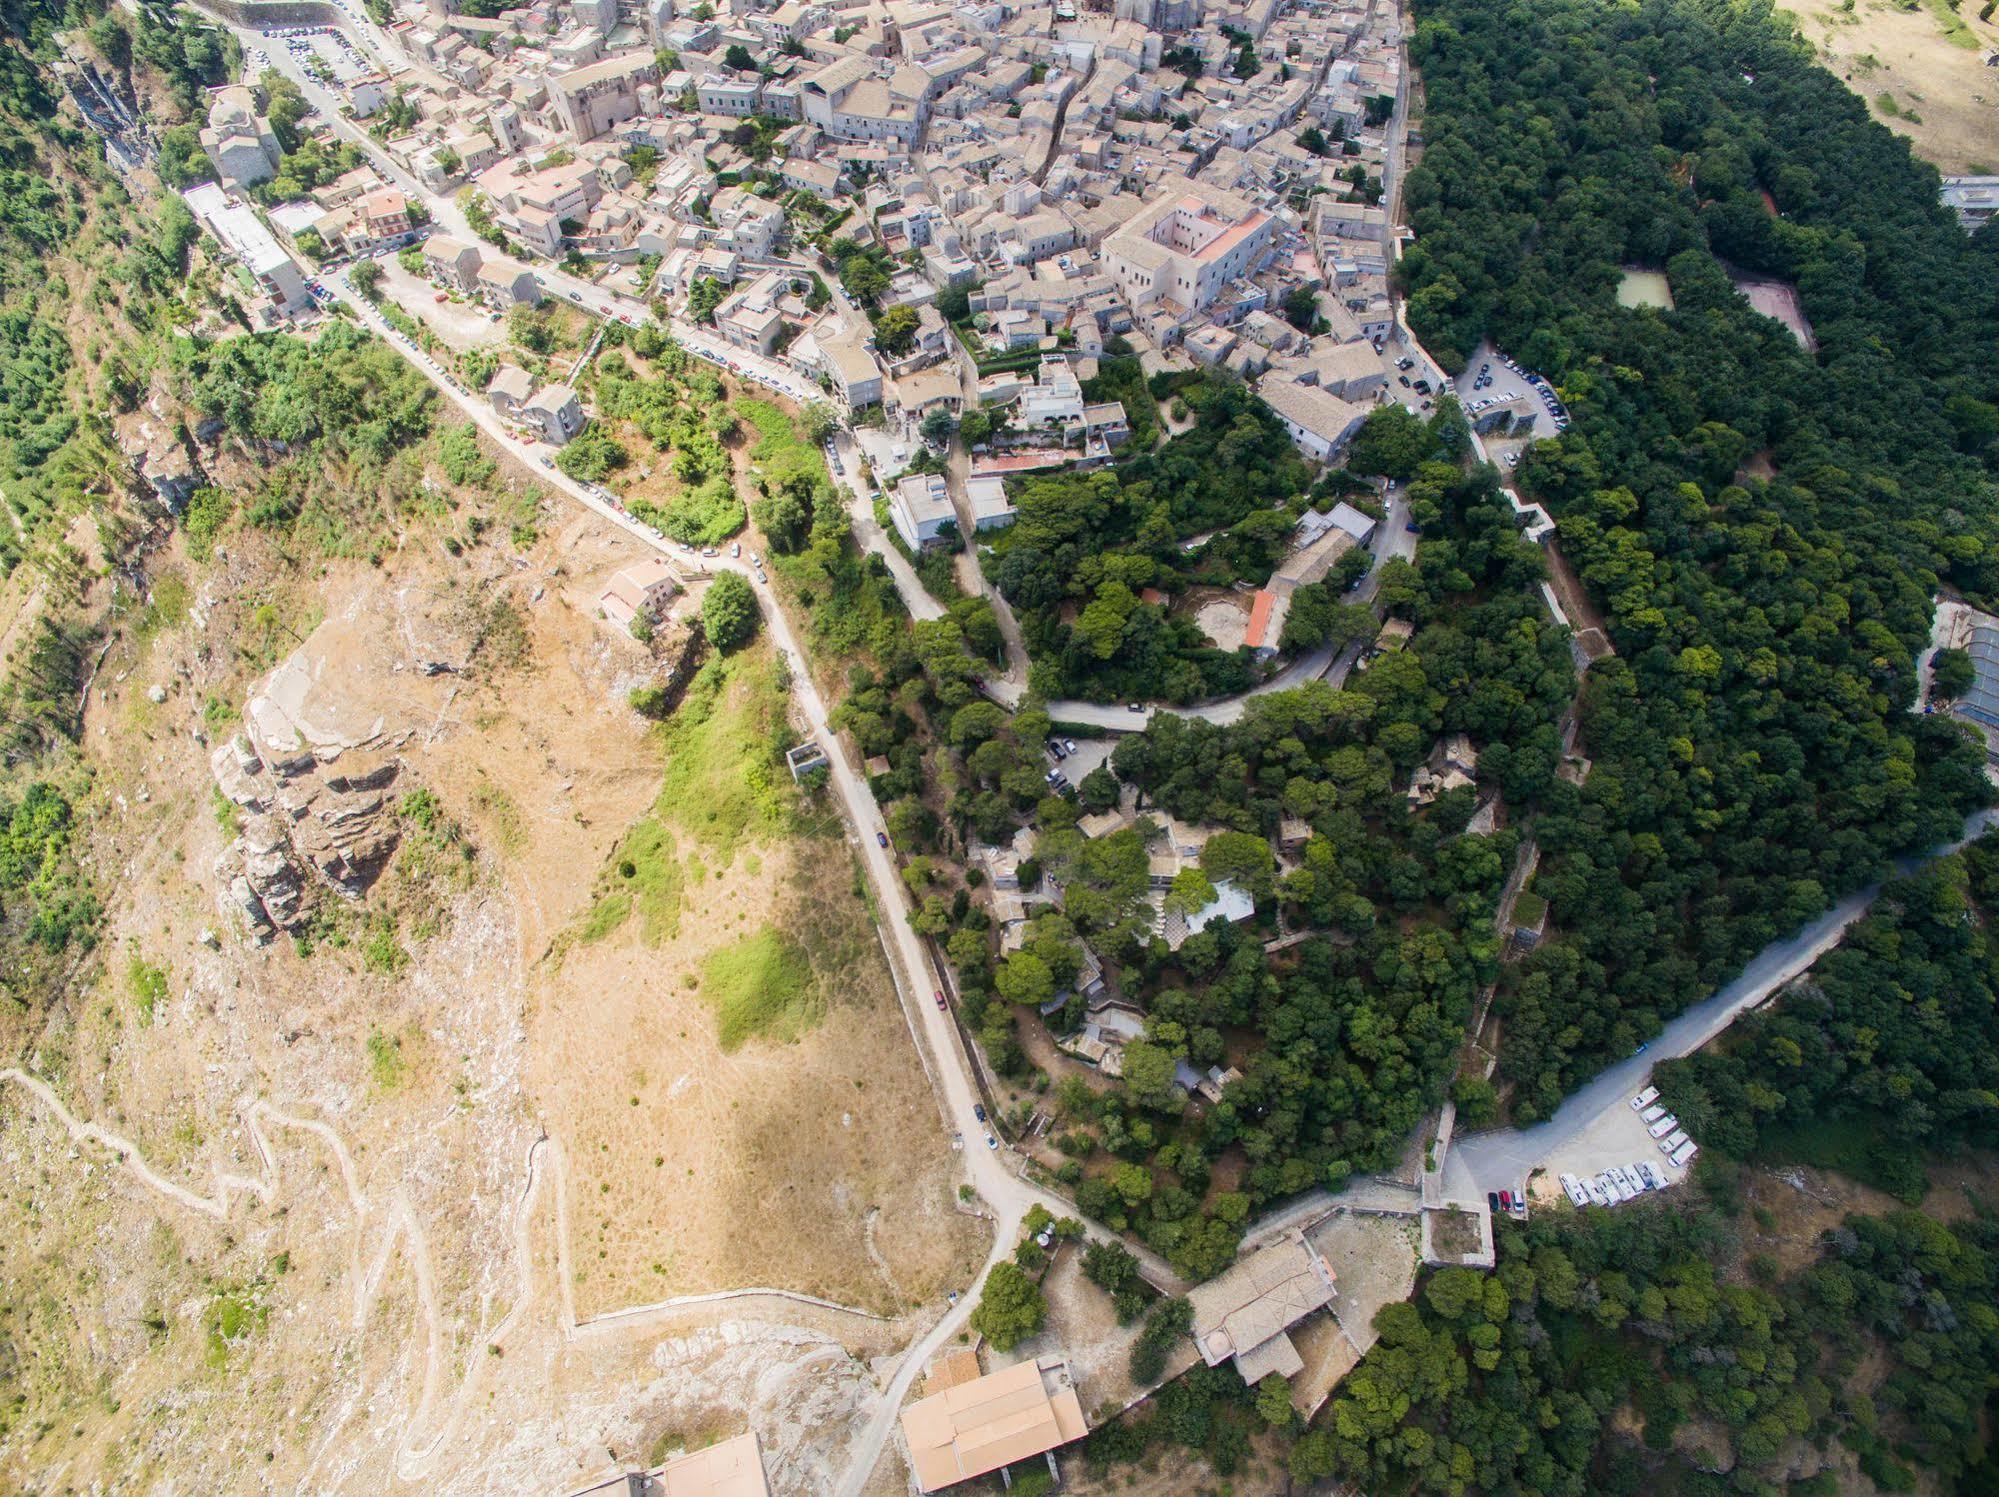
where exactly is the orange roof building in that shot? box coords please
[1244,588,1278,651]
[566,1430,769,1497]
[653,1431,769,1497]
[900,1357,1088,1492]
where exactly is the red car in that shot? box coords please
[934,989,947,1010]
[1498,1190,1512,1210]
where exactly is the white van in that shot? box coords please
[1670,1140,1699,1168]
[1659,1129,1689,1155]
[1648,1114,1680,1139]
[1630,1086,1659,1110]
[1641,1104,1667,1124]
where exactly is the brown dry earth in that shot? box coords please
[0,475,982,1494]
[1782,0,1999,173]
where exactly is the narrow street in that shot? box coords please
[219,8,1962,1477]
[330,268,1185,1496]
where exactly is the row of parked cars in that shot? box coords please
[1562,1161,1667,1208]
[682,337,801,399]
[1630,1085,1701,1166]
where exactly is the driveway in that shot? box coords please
[1441,804,1999,1205]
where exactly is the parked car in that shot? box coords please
[1063,738,1078,754]
[1487,1191,1500,1213]
[1498,1189,1512,1210]
[985,1133,998,1150]
[934,989,947,1010]
[875,831,889,848]
[1127,702,1146,713]
[973,1103,986,1122]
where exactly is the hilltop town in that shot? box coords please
[8,0,1999,1489]
[167,0,1423,481]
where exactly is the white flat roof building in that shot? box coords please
[182,182,308,316]
[965,473,1015,530]
[890,471,955,551]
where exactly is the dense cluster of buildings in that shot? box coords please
[203,0,1412,469]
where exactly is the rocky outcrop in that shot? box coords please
[209,729,403,941]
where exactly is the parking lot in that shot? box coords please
[270,27,368,85]
[1042,734,1114,796]
[373,256,507,353]
[1454,341,1568,440]
[1527,1085,1696,1207]
[1384,326,1442,416]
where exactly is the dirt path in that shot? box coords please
[1542,540,1615,660]
[0,1067,893,1485]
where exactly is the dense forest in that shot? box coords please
[985,370,1321,703]
[1274,1193,1999,1493]
[1658,830,1999,1201]
[1393,0,1999,1117]
[1281,819,1999,1490]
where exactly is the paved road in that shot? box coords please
[827,432,947,622]
[1439,805,1999,1203]
[329,268,1186,1492]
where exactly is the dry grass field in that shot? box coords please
[1781,0,1999,172]
[531,649,986,1318]
[0,436,980,1493]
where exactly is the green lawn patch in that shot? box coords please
[1918,0,1980,47]
[1751,1115,1929,1203]
[699,924,821,1049]
[654,656,795,861]
[586,816,684,945]
[127,956,167,1024]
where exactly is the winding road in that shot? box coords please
[165,12,1992,1489]
[327,266,1192,1493]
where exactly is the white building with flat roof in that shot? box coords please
[965,473,1015,530]
[182,183,308,319]
[890,471,955,551]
